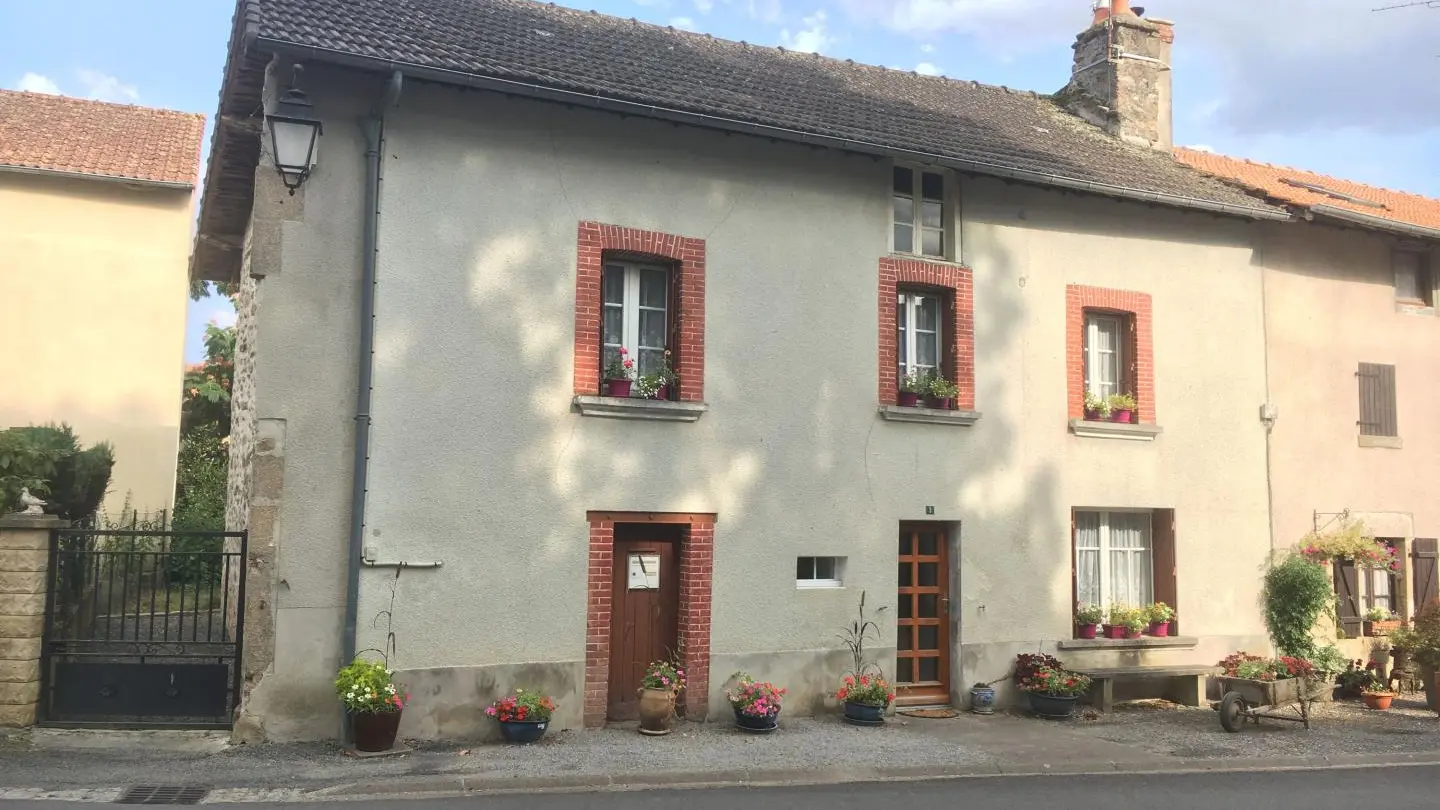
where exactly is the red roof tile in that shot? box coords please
[0,90,205,186]
[1176,147,1440,234]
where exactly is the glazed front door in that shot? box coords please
[607,525,680,721]
[896,524,951,705]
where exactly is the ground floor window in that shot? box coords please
[1074,510,1153,609]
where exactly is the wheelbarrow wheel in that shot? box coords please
[1219,692,1247,733]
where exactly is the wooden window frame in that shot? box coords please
[1066,285,1154,424]
[1071,507,1177,636]
[1356,362,1398,439]
[1392,247,1435,307]
[897,287,949,385]
[877,258,975,409]
[891,164,954,261]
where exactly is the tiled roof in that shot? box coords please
[0,90,205,186]
[1177,148,1440,236]
[245,0,1284,218]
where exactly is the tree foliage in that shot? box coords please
[182,323,235,438]
[0,424,114,519]
[1262,554,1334,659]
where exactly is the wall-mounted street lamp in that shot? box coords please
[265,68,323,195]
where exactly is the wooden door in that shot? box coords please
[607,526,680,721]
[896,524,950,704]
[1412,538,1438,618]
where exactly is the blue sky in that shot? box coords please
[5,0,1438,363]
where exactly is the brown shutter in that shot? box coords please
[1357,363,1398,437]
[1334,560,1362,637]
[1151,509,1178,636]
[1070,510,1078,628]
[1411,538,1439,618]
[666,262,681,401]
[943,293,957,386]
[1127,315,1139,400]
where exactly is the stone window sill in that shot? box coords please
[1359,434,1402,449]
[1395,300,1436,317]
[879,405,981,426]
[1058,636,1198,651]
[1069,419,1162,441]
[574,396,707,422]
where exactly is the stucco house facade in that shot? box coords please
[0,91,205,517]
[193,0,1423,742]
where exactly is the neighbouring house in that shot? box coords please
[0,91,205,518]
[194,0,1315,742]
[1178,149,1440,648]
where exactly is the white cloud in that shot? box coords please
[919,42,935,53]
[780,9,834,53]
[914,61,942,76]
[15,72,60,94]
[209,308,239,329]
[670,15,698,29]
[694,0,714,12]
[74,69,140,104]
[747,0,783,23]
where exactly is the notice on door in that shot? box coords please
[627,553,660,590]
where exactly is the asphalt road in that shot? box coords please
[6,767,1438,810]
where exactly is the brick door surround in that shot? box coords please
[585,511,714,726]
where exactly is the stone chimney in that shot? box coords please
[1056,1,1174,151]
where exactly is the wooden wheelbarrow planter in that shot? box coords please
[1215,676,1321,733]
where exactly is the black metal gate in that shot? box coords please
[40,528,247,728]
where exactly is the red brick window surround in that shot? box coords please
[584,511,714,727]
[1065,285,1154,424]
[574,222,706,402]
[877,257,975,410]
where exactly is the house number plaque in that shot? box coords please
[627,553,660,590]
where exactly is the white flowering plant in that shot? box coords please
[335,658,408,713]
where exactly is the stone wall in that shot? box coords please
[0,515,64,727]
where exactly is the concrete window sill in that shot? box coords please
[1358,434,1402,449]
[879,406,981,426]
[1069,419,1163,441]
[573,396,707,422]
[1057,636,1198,651]
[1395,300,1436,317]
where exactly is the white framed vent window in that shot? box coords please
[897,291,942,383]
[1083,313,1124,399]
[1074,510,1153,609]
[602,260,669,380]
[796,556,845,589]
[892,165,948,259]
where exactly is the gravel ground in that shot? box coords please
[1070,696,1440,759]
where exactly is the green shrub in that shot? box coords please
[1262,554,1334,659]
[0,424,113,519]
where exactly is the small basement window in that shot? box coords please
[796,556,845,588]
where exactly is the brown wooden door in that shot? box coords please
[896,523,950,704]
[1412,538,1438,617]
[607,526,680,721]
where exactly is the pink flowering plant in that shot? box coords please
[603,346,636,381]
[1296,513,1399,570]
[834,673,895,707]
[335,658,409,714]
[641,659,686,696]
[485,689,556,723]
[726,672,787,718]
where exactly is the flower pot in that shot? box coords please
[897,391,921,407]
[1392,648,1412,673]
[1026,693,1078,719]
[1104,624,1128,639]
[843,701,887,725]
[498,719,549,743]
[606,378,633,398]
[1363,692,1394,711]
[1109,409,1133,423]
[970,686,996,715]
[1146,621,1170,637]
[637,688,676,735]
[1125,627,1143,639]
[351,709,402,753]
[1364,619,1401,637]
[1084,408,1102,421]
[652,384,670,401]
[733,707,779,733]
[1075,623,1098,640]
[923,396,954,410]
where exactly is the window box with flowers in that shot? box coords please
[637,659,685,736]
[485,688,557,743]
[1363,606,1402,637]
[726,672,786,733]
[335,658,410,753]
[576,347,707,422]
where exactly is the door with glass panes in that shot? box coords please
[896,523,950,704]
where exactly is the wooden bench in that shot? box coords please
[1071,665,1219,713]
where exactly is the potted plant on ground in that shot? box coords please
[1083,391,1111,421]
[603,347,636,398]
[1388,626,1418,675]
[1144,602,1175,636]
[637,658,685,736]
[485,688,556,743]
[1337,659,1380,699]
[726,673,786,733]
[925,375,958,410]
[969,681,997,715]
[834,673,895,725]
[1016,659,1091,719]
[1075,603,1104,639]
[1363,606,1401,637]
[1107,392,1137,423]
[1411,598,1440,715]
[335,658,409,753]
[898,371,930,407]
[1362,686,1396,710]
[633,350,677,401]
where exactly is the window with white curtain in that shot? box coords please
[1075,510,1153,609]
[1083,313,1124,399]
[897,290,942,383]
[602,261,669,379]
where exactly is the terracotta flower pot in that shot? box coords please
[1076,623,1098,639]
[606,378,633,397]
[637,688,676,735]
[1363,692,1394,710]
[351,709,402,753]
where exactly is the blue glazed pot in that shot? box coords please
[843,701,886,724]
[970,686,996,715]
[733,707,779,732]
[498,719,549,743]
[1026,692,1078,719]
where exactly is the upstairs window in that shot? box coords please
[1083,312,1128,400]
[897,290,943,382]
[1357,362,1398,439]
[1393,248,1434,307]
[893,166,948,259]
[603,260,670,379]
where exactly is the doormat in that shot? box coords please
[899,708,959,719]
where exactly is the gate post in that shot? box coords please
[0,514,65,727]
